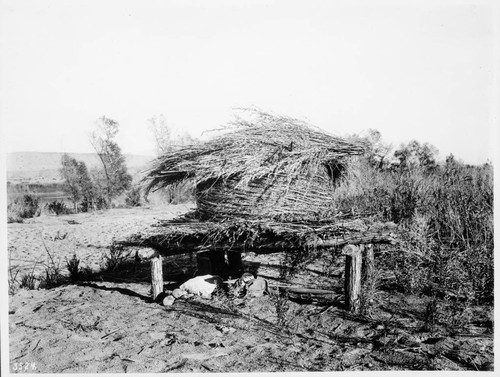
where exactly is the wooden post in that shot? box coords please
[151,255,163,301]
[343,244,362,313]
[362,244,375,284]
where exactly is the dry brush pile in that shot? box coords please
[143,109,365,222]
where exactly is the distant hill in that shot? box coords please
[7,152,154,184]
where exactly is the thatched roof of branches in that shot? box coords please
[143,109,366,221]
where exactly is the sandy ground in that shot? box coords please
[8,204,193,279]
[8,205,494,373]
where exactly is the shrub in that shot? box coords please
[7,194,41,223]
[337,155,493,306]
[103,242,130,271]
[19,273,37,290]
[65,254,94,282]
[46,200,71,215]
[42,265,65,288]
[66,254,81,283]
[40,238,66,288]
[125,186,142,207]
[79,192,107,212]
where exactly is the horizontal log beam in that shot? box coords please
[117,230,396,257]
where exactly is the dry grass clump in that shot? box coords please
[7,194,41,223]
[143,109,365,221]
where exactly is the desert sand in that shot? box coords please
[8,205,494,372]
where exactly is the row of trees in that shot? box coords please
[60,116,132,211]
[359,129,440,172]
[60,114,195,211]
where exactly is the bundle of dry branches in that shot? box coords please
[143,109,365,221]
[119,217,397,257]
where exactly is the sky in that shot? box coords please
[0,0,499,164]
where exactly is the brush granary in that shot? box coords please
[121,110,397,312]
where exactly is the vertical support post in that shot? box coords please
[362,244,375,283]
[361,243,375,308]
[343,244,362,313]
[151,255,163,301]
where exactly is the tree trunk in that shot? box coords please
[151,256,163,301]
[343,245,362,313]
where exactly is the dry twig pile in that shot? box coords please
[143,110,365,222]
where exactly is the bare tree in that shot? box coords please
[148,114,197,155]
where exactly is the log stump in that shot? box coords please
[151,255,163,301]
[343,244,362,313]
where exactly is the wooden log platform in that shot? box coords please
[116,219,397,258]
[122,218,397,304]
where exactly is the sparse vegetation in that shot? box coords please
[65,254,94,283]
[103,242,131,271]
[19,272,37,290]
[41,238,65,288]
[66,254,81,282]
[329,134,494,344]
[46,200,71,215]
[148,113,198,155]
[7,194,41,223]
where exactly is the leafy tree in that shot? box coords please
[59,154,93,211]
[393,140,438,172]
[89,116,132,206]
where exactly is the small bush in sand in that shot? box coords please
[65,254,95,283]
[19,273,37,290]
[42,264,65,289]
[46,200,72,216]
[40,238,65,288]
[103,242,131,271]
[66,254,80,282]
[7,194,41,223]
